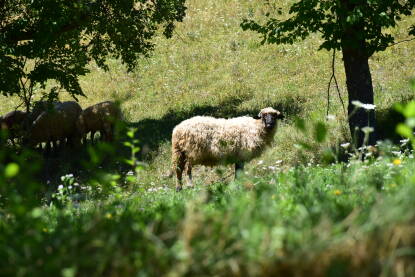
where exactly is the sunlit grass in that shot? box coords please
[0,0,414,187]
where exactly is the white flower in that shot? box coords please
[68,185,73,190]
[58,185,64,190]
[257,160,264,165]
[275,160,283,164]
[362,127,374,134]
[66,174,74,178]
[326,114,336,121]
[340,142,350,148]
[352,101,376,110]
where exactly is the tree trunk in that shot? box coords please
[341,46,377,147]
[339,0,377,147]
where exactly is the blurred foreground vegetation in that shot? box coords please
[1,143,415,276]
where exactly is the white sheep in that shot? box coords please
[171,107,284,191]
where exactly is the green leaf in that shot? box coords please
[403,102,415,118]
[295,117,306,133]
[406,118,415,128]
[5,163,19,178]
[396,123,414,139]
[314,122,327,143]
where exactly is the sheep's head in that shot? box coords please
[258,107,284,130]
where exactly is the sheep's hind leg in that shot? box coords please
[186,164,193,188]
[174,153,186,192]
[235,162,244,179]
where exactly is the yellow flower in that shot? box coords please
[333,189,342,196]
[392,159,401,165]
[42,228,48,232]
[105,213,112,219]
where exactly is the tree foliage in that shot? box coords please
[241,0,415,56]
[242,0,415,146]
[0,0,186,109]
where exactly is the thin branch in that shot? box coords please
[326,49,346,118]
[388,37,415,47]
[173,30,186,43]
[326,76,331,117]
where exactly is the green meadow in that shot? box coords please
[1,0,415,275]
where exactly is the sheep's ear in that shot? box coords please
[256,111,263,119]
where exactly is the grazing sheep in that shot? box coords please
[26,101,82,149]
[171,107,284,191]
[76,101,121,143]
[0,110,29,145]
[30,100,61,122]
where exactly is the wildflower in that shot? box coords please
[326,114,336,121]
[394,158,402,165]
[58,185,64,190]
[43,228,48,232]
[362,127,374,134]
[333,189,342,196]
[68,185,73,190]
[257,160,264,165]
[340,142,350,148]
[400,138,410,146]
[352,101,376,110]
[105,213,112,219]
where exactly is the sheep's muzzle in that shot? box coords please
[263,114,277,130]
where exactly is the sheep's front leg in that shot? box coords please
[235,162,244,179]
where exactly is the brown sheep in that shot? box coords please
[26,101,82,149]
[171,107,284,191]
[76,101,121,143]
[0,110,29,145]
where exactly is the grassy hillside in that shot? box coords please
[1,0,415,186]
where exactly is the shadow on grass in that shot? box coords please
[129,94,304,160]
[27,94,304,187]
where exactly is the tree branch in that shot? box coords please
[326,49,346,118]
[388,37,415,47]
[6,13,90,44]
